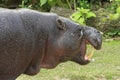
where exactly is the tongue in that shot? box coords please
[85,49,94,60]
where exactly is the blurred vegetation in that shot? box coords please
[70,7,96,25]
[0,0,120,38]
[0,0,111,10]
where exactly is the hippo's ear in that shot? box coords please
[56,18,66,30]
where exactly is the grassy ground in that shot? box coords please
[17,40,120,80]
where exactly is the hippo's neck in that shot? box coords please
[18,9,61,70]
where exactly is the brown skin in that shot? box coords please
[0,8,102,80]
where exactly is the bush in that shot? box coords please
[70,7,96,25]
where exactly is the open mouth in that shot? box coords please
[85,44,94,62]
[73,38,101,65]
[79,40,95,65]
[84,40,95,61]
[82,37,102,65]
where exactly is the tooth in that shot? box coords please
[87,49,94,59]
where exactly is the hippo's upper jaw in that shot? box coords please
[83,27,102,50]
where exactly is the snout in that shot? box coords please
[88,35,102,50]
[83,27,102,50]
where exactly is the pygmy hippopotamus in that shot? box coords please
[0,8,102,80]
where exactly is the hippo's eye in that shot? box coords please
[94,30,100,34]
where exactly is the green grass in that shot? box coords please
[17,40,120,80]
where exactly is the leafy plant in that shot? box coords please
[108,6,120,20]
[40,0,90,10]
[40,0,47,6]
[70,7,96,25]
[19,0,32,8]
[39,0,64,11]
[105,30,120,38]
[78,0,90,9]
[107,0,120,12]
[40,0,64,7]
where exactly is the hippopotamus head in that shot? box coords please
[70,26,102,65]
[41,17,102,69]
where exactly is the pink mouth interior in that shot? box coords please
[80,39,94,61]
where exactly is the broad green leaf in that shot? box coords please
[116,7,120,13]
[80,7,90,13]
[71,12,82,21]
[108,13,119,20]
[77,7,89,13]
[76,7,81,11]
[113,13,120,20]
[101,18,107,22]
[108,13,115,20]
[40,0,47,6]
[86,12,96,18]
[28,5,32,8]
[78,18,85,25]
[48,0,55,6]
[118,32,120,36]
